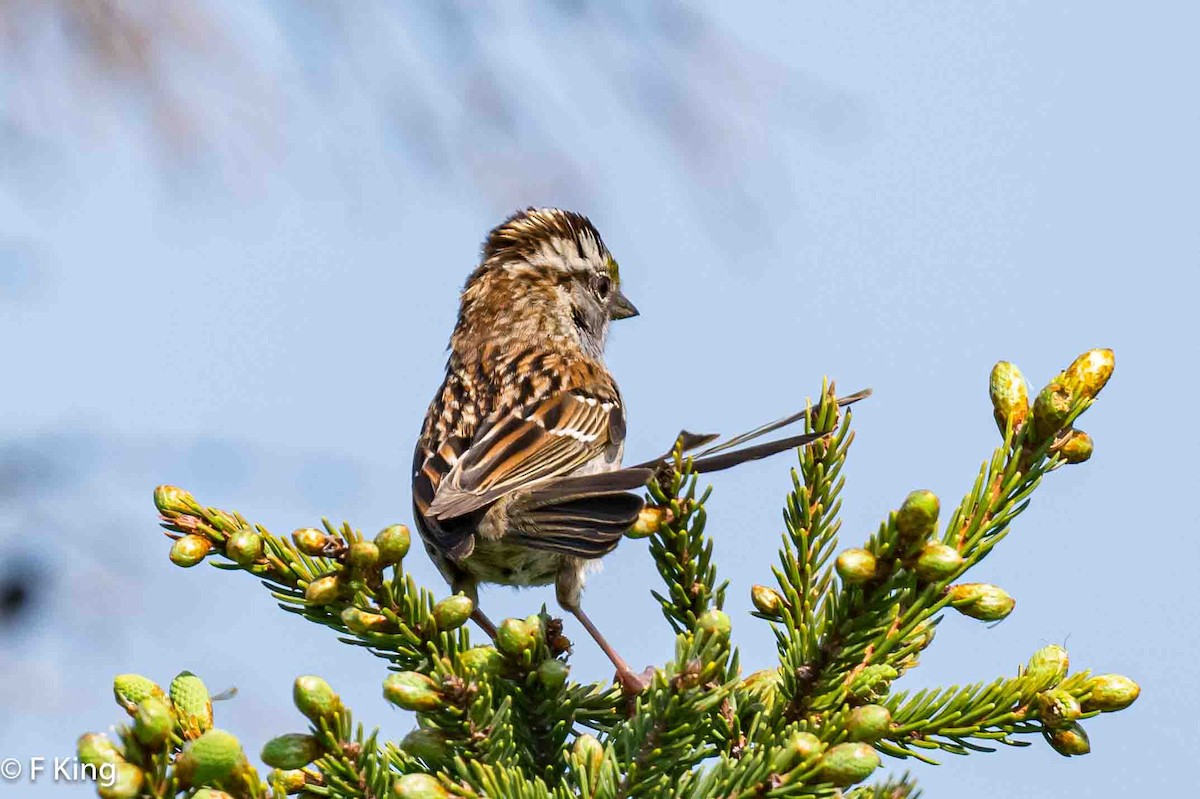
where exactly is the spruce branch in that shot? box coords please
[74,347,1139,799]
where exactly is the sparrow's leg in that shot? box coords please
[557,562,651,696]
[451,574,498,639]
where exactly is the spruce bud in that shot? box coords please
[896,490,940,542]
[537,659,570,692]
[845,704,892,742]
[1059,430,1093,464]
[341,607,389,634]
[98,762,144,799]
[154,485,196,516]
[293,676,341,723]
[913,543,963,582]
[133,697,175,747]
[771,731,823,773]
[819,742,881,787]
[1046,722,1091,756]
[433,595,474,631]
[458,646,503,677]
[292,528,329,557]
[848,664,899,703]
[751,585,784,617]
[304,575,341,606]
[627,507,666,539]
[170,671,213,737]
[1032,379,1073,441]
[1024,645,1070,692]
[261,734,322,770]
[496,618,540,658]
[271,770,307,794]
[696,609,732,640]
[170,535,212,567]
[225,530,263,567]
[572,734,605,773]
[375,524,411,564]
[347,541,380,571]
[401,729,450,766]
[836,548,878,584]
[1036,689,1081,729]
[947,583,1015,621]
[383,672,442,713]
[113,673,164,714]
[391,773,448,799]
[78,733,123,768]
[989,361,1030,433]
[1082,674,1140,712]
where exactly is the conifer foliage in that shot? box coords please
[77,349,1138,798]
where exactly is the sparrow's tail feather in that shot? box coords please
[515,491,644,558]
[631,387,872,470]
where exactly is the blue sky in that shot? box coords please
[1,2,1196,796]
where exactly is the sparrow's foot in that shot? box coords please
[617,666,655,697]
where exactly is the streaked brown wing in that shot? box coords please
[425,390,624,521]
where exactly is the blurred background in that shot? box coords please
[1,2,1196,796]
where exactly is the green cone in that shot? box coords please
[819,742,881,787]
[835,548,878,584]
[97,762,144,799]
[391,773,448,799]
[375,524,411,564]
[191,790,236,799]
[1083,674,1140,712]
[1046,722,1090,756]
[261,734,322,770]
[913,542,963,582]
[433,595,474,631]
[947,583,1015,621]
[133,697,175,747]
[383,672,443,713]
[170,535,212,567]
[845,704,892,742]
[293,675,341,723]
[225,530,263,567]
[113,673,164,714]
[170,671,213,737]
[180,729,244,786]
[292,528,329,557]
[989,361,1030,434]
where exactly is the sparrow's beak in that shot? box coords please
[609,288,640,320]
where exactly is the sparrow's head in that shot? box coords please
[457,208,638,359]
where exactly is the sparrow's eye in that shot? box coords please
[593,274,612,299]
